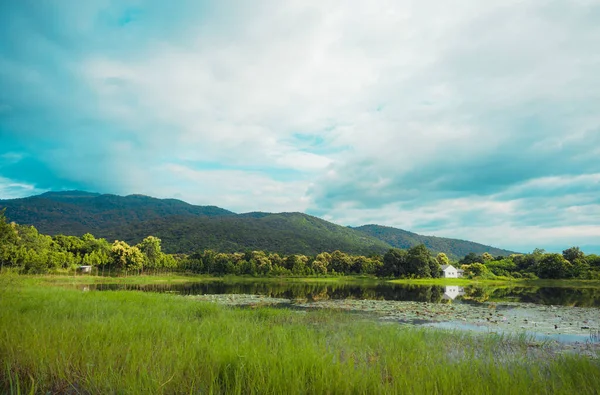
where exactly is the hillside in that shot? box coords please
[353,225,517,258]
[100,213,392,256]
[0,191,234,235]
[1,191,517,257]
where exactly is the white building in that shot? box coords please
[441,264,459,278]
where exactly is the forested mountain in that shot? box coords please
[0,191,234,236]
[353,225,517,258]
[1,191,516,257]
[101,213,391,255]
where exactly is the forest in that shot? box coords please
[1,210,599,279]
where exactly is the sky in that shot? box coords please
[1,0,599,254]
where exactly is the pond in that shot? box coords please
[77,280,600,349]
[79,280,600,306]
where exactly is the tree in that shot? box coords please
[330,250,351,273]
[587,254,600,269]
[481,252,494,262]
[562,247,585,264]
[111,241,145,271]
[379,249,407,277]
[352,256,378,274]
[429,259,442,278]
[0,209,18,246]
[287,255,310,275]
[136,236,163,269]
[536,253,572,279]
[436,253,450,267]
[312,252,331,274]
[311,259,328,275]
[466,263,488,277]
[405,244,432,278]
[460,252,482,265]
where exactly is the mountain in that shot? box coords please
[353,225,517,258]
[0,191,234,236]
[1,191,516,257]
[102,213,392,256]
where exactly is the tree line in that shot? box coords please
[1,210,598,279]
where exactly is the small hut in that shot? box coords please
[78,265,93,274]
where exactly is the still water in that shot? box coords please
[80,280,600,308]
[75,280,600,345]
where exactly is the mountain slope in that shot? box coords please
[101,213,392,255]
[353,224,517,258]
[0,191,235,235]
[1,191,517,257]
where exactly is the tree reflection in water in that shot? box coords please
[80,281,600,307]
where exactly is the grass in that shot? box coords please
[9,269,600,288]
[388,277,600,288]
[8,273,382,287]
[1,278,599,394]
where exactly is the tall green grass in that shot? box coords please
[1,280,598,394]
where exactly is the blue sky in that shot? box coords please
[1,1,599,253]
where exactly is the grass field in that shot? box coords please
[1,277,599,394]
[388,277,600,288]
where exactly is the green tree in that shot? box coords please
[111,241,145,271]
[466,263,488,277]
[562,247,585,264]
[429,259,442,278]
[536,253,572,279]
[0,209,18,246]
[330,250,351,273]
[311,259,328,275]
[136,236,163,269]
[379,249,406,277]
[460,252,482,265]
[436,253,450,267]
[405,244,432,278]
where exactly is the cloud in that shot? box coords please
[155,164,311,213]
[0,176,44,200]
[0,0,599,252]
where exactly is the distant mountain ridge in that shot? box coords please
[0,190,517,257]
[353,224,516,259]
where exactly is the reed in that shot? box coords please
[1,280,598,394]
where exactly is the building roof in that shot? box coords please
[440,264,455,271]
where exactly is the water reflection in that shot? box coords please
[442,286,465,300]
[76,281,600,307]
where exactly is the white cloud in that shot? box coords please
[0,177,44,200]
[3,0,600,250]
[152,164,311,213]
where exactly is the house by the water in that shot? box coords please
[440,264,463,278]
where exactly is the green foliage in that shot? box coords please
[405,244,432,278]
[3,192,518,258]
[563,246,585,263]
[111,241,145,271]
[378,245,436,278]
[0,191,234,236]
[536,254,573,279]
[436,252,449,266]
[464,263,489,277]
[1,210,599,279]
[485,259,517,277]
[460,252,483,265]
[380,249,407,277]
[355,225,517,259]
